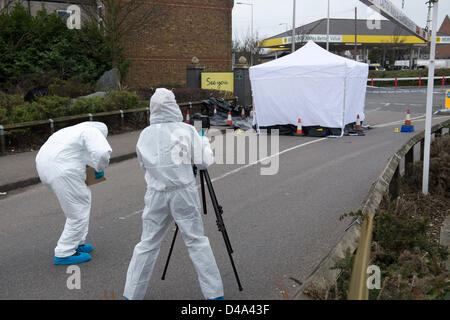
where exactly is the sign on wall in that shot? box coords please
[201,72,234,93]
[282,34,343,45]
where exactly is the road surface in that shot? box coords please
[1,88,449,300]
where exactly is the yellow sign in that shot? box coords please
[446,90,450,109]
[201,72,234,93]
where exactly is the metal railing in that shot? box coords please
[368,75,450,88]
[347,118,450,300]
[0,98,237,155]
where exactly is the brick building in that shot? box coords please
[123,0,234,88]
[437,15,450,59]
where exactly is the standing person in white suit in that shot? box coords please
[123,88,224,300]
[36,121,112,265]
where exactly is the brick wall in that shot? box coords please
[438,15,450,35]
[437,15,450,59]
[123,0,234,88]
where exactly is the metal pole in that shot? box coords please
[251,2,254,66]
[292,0,296,53]
[326,0,330,51]
[354,7,358,61]
[0,125,5,156]
[422,0,439,195]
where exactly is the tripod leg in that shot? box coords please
[201,169,243,291]
[161,224,178,280]
[200,171,207,215]
[203,170,233,253]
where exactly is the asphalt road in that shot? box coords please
[1,88,449,300]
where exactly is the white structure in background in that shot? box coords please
[250,41,368,135]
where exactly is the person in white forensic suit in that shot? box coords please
[123,88,224,300]
[35,121,112,265]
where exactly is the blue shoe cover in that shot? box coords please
[76,244,93,253]
[208,296,224,300]
[54,252,91,265]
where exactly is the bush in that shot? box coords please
[70,91,143,115]
[48,78,94,98]
[133,87,235,103]
[0,91,142,125]
[0,4,112,92]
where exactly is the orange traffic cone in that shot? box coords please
[296,118,303,135]
[241,106,245,117]
[214,105,217,115]
[227,111,232,125]
[401,109,414,132]
[355,114,362,131]
[185,110,190,124]
[405,109,411,126]
[250,107,254,119]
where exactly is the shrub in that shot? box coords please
[0,5,112,91]
[69,96,104,115]
[104,90,141,111]
[48,78,94,98]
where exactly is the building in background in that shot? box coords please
[123,0,234,88]
[258,18,429,67]
[1,0,234,88]
[437,15,450,59]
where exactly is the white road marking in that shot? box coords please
[119,114,450,218]
[118,209,143,220]
[210,138,328,184]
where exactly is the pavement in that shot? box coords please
[0,127,226,194]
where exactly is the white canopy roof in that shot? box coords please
[250,41,369,131]
[251,40,367,79]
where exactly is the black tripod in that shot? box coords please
[161,168,243,292]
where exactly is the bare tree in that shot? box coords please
[232,28,265,65]
[0,0,22,13]
[80,0,160,70]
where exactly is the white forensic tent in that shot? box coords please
[249,41,369,134]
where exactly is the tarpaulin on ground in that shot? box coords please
[202,98,253,130]
[249,41,369,134]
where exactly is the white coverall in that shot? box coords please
[36,122,112,258]
[123,88,223,300]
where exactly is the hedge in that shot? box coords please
[0,91,146,125]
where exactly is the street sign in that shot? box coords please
[446,90,450,109]
[360,0,427,41]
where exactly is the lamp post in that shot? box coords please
[422,0,439,195]
[279,23,289,32]
[237,1,254,66]
[292,0,296,53]
[326,0,330,51]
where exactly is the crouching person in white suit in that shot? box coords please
[123,88,224,300]
[36,122,112,265]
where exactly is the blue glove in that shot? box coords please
[94,170,104,180]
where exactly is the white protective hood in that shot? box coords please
[149,88,183,124]
[250,41,368,131]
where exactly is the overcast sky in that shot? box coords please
[232,0,450,40]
